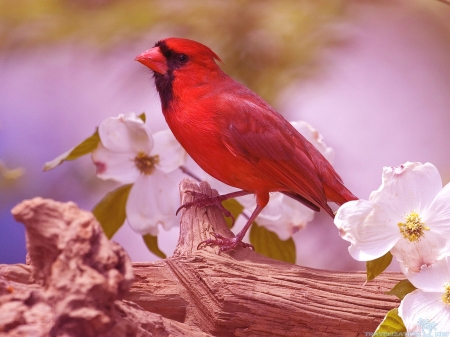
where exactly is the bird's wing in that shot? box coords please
[216,94,331,212]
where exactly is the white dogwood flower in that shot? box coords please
[335,162,450,273]
[91,113,186,235]
[399,256,450,332]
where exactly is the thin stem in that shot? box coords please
[179,165,202,182]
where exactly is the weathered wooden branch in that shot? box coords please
[0,179,403,336]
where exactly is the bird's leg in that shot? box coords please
[198,203,265,251]
[176,189,252,226]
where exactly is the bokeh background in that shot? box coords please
[1,0,450,271]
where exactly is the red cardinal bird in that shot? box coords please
[135,38,357,251]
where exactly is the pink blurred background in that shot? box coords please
[1,0,449,271]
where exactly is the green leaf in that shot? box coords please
[43,129,100,171]
[366,251,393,282]
[374,308,406,334]
[92,184,133,239]
[386,279,417,300]
[143,234,167,259]
[250,222,296,264]
[222,198,244,229]
[65,129,101,160]
[138,112,146,122]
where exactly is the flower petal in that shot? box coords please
[91,143,139,184]
[235,193,257,210]
[126,171,181,236]
[152,129,187,173]
[335,200,400,261]
[291,121,334,163]
[257,193,284,223]
[99,113,153,153]
[424,182,450,236]
[257,194,314,240]
[399,289,450,332]
[370,162,442,219]
[404,257,450,292]
[393,233,449,274]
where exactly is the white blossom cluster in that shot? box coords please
[335,162,450,331]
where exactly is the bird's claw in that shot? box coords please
[176,190,236,226]
[197,232,254,252]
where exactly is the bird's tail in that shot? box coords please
[324,181,357,206]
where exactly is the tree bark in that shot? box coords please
[0,179,402,337]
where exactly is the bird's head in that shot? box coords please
[135,38,223,111]
[135,37,222,76]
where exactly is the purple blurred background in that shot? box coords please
[1,0,449,271]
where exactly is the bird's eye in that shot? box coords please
[178,54,188,63]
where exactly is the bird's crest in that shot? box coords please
[156,37,223,64]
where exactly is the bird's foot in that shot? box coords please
[197,233,254,252]
[176,190,235,225]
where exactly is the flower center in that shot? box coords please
[134,152,159,175]
[397,212,429,242]
[442,282,450,305]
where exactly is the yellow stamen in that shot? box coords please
[397,212,429,242]
[134,152,159,175]
[442,282,450,305]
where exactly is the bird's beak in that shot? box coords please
[135,47,168,74]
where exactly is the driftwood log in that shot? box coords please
[0,179,403,336]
